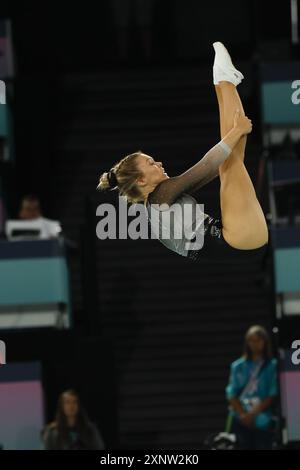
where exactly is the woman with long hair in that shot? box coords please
[42,389,105,450]
[226,326,278,450]
[97,42,269,261]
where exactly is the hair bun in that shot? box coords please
[107,170,118,188]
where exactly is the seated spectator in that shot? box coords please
[42,389,105,450]
[18,194,61,239]
[19,194,43,221]
[225,325,278,450]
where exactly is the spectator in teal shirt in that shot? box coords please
[226,325,278,450]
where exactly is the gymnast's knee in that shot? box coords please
[222,227,268,250]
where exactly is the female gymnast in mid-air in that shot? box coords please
[97,42,269,262]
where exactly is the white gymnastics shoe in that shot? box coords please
[213,41,244,86]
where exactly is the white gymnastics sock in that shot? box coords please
[213,41,244,86]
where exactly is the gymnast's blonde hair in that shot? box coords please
[97,151,145,204]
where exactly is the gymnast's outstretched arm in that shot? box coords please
[186,166,219,196]
[148,112,250,207]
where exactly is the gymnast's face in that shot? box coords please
[136,154,169,190]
